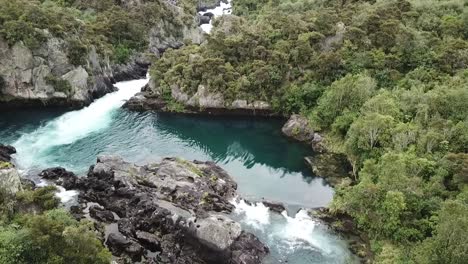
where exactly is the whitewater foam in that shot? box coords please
[12,77,148,170]
[231,199,270,230]
[199,0,232,33]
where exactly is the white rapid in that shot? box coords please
[231,199,355,264]
[199,0,233,33]
[12,77,149,171]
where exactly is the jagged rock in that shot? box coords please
[282,115,315,143]
[55,156,268,263]
[124,84,275,116]
[89,205,115,222]
[112,53,150,82]
[107,233,144,261]
[203,12,214,18]
[261,200,286,214]
[0,167,22,194]
[135,231,161,251]
[0,144,16,163]
[39,167,77,190]
[0,36,116,108]
[0,144,22,194]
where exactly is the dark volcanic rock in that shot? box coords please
[111,54,150,82]
[89,205,115,222]
[107,232,144,261]
[261,200,286,214]
[199,15,211,25]
[39,167,77,190]
[65,155,268,263]
[203,12,214,18]
[0,144,16,163]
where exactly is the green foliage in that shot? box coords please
[0,186,110,264]
[0,162,12,169]
[16,186,60,211]
[0,209,111,264]
[149,0,468,262]
[113,44,132,65]
[67,39,88,66]
[45,75,73,95]
[0,0,196,63]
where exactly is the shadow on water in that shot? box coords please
[153,112,315,178]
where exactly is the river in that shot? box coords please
[0,76,355,263]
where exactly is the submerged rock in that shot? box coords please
[53,155,268,263]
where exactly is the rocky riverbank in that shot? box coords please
[281,115,354,187]
[123,86,277,117]
[310,208,372,263]
[40,155,269,263]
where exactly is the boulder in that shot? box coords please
[0,144,16,163]
[199,15,211,25]
[261,200,286,214]
[281,114,315,143]
[0,167,22,194]
[89,205,115,222]
[107,233,144,261]
[0,144,21,195]
[39,167,77,190]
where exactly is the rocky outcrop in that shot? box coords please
[124,84,275,116]
[111,53,151,82]
[282,115,354,185]
[0,36,116,108]
[0,145,22,194]
[50,156,269,263]
[305,153,353,187]
[281,115,315,143]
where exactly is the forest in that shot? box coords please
[150,0,468,262]
[0,0,467,263]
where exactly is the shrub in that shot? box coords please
[45,75,73,95]
[67,39,88,66]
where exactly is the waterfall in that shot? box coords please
[199,0,233,33]
[12,77,148,171]
[231,198,351,263]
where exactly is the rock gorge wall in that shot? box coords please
[0,0,205,108]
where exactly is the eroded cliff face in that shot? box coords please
[0,35,115,108]
[0,0,204,108]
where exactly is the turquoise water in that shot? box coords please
[0,78,353,263]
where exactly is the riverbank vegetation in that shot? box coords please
[151,0,468,262]
[0,186,111,264]
[0,0,198,64]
